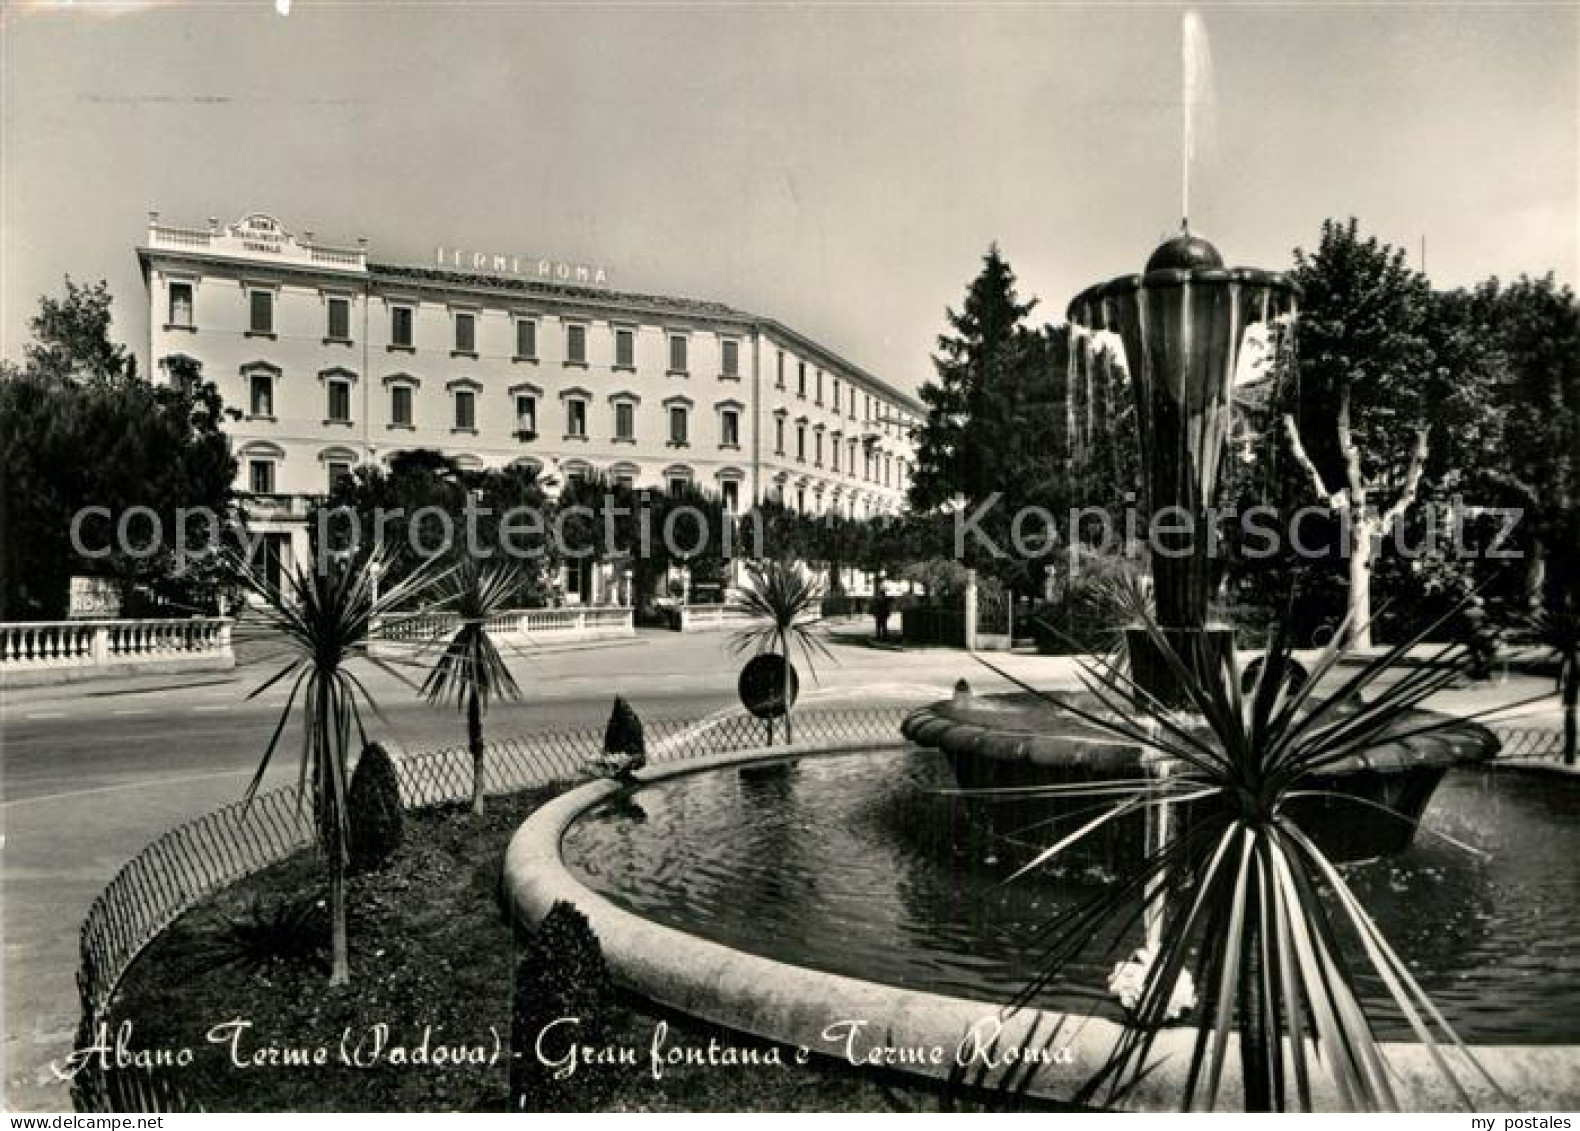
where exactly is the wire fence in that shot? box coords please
[1490,725,1573,763]
[70,702,913,1112]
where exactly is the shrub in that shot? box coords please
[347,742,404,873]
[603,696,646,767]
[510,901,616,1112]
[201,895,328,974]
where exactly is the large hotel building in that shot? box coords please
[139,213,920,588]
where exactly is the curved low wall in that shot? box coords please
[504,743,1580,1112]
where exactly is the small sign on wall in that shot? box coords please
[68,576,122,619]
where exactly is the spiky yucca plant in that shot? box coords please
[728,559,833,742]
[420,559,525,816]
[230,546,442,985]
[973,605,1528,1112]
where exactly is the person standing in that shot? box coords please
[873,586,893,642]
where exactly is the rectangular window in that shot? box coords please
[721,409,740,447]
[816,370,824,404]
[832,439,840,472]
[796,424,806,462]
[248,459,275,494]
[391,306,414,347]
[669,334,688,373]
[832,380,840,414]
[815,431,823,466]
[775,417,785,455]
[453,389,476,430]
[327,380,351,423]
[249,290,274,335]
[516,318,537,359]
[326,296,351,341]
[515,394,537,435]
[567,399,587,437]
[721,480,740,513]
[614,473,636,491]
[797,362,806,398]
[391,385,413,427]
[249,372,274,417]
[566,323,587,364]
[776,350,785,388]
[168,282,194,328]
[721,339,739,377]
[669,406,689,445]
[327,461,352,492]
[669,475,688,498]
[615,401,635,441]
[454,312,476,354]
[615,327,635,368]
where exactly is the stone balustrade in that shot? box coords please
[0,618,235,686]
[371,606,635,651]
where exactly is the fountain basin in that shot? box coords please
[901,690,1499,862]
[503,742,1580,1109]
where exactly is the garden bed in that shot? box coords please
[103,786,991,1112]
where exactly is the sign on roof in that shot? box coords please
[434,245,609,288]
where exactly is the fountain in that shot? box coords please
[901,226,1499,862]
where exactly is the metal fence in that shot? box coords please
[1490,725,1572,763]
[71,702,912,1111]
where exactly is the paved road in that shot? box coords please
[0,627,1560,1110]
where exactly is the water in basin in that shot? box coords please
[562,747,1580,1044]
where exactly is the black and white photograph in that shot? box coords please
[1,0,1577,1118]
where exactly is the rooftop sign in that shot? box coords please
[434,246,610,288]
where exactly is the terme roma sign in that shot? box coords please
[435,246,610,288]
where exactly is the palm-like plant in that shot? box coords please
[420,558,525,815]
[728,559,833,742]
[971,604,1532,1111]
[230,546,442,985]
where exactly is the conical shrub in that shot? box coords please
[347,742,403,873]
[603,695,647,772]
[510,901,615,1111]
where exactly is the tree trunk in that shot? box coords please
[1238,925,1271,1112]
[1563,650,1577,767]
[780,629,794,744]
[329,854,349,986]
[468,689,486,816]
[1347,518,1377,651]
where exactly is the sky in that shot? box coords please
[2,1,1575,397]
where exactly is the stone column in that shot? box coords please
[964,569,978,652]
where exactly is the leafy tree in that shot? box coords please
[317,452,555,603]
[1280,220,1436,649]
[1481,274,1580,607]
[0,283,236,618]
[24,277,130,386]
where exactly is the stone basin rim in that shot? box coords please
[902,695,1500,775]
[501,740,1574,1112]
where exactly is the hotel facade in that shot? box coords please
[139,213,920,589]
